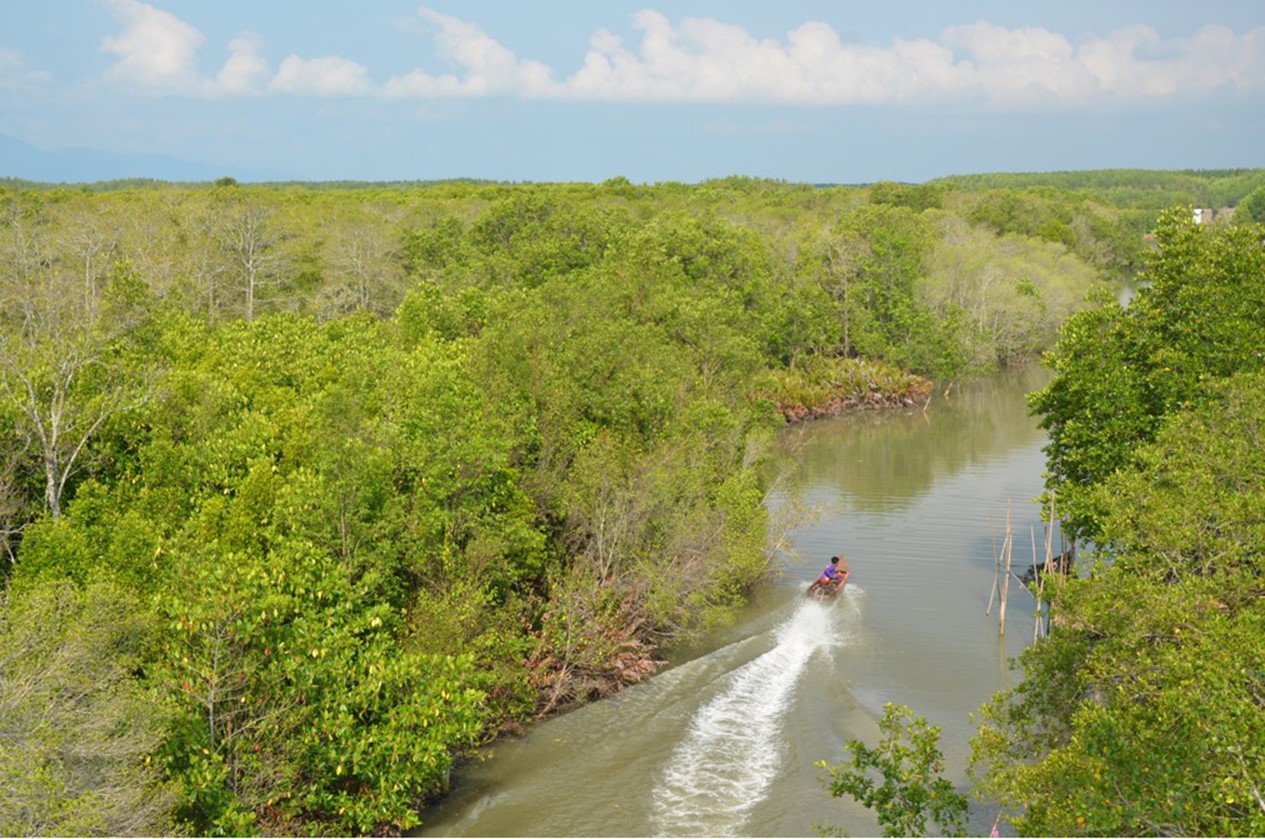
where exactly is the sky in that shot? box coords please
[2,1,1264,183]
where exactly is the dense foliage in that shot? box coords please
[971,212,1265,836]
[0,172,1230,834]
[0,578,177,836]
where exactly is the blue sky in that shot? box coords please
[2,1,1264,183]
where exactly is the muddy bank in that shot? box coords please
[775,378,934,423]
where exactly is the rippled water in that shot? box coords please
[419,366,1057,837]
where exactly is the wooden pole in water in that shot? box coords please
[1039,508,1056,639]
[1047,500,1061,637]
[1032,525,1042,642]
[999,499,1011,636]
[986,518,1000,617]
[1044,510,1055,569]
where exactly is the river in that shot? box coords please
[419,365,1059,837]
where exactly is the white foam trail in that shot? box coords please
[651,599,841,836]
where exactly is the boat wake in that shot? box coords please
[650,595,850,836]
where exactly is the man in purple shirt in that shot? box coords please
[814,554,850,593]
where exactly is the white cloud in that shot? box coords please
[216,33,270,95]
[100,1,272,97]
[100,0,205,91]
[381,7,554,98]
[939,22,1094,104]
[553,14,1265,107]
[94,3,1265,108]
[272,55,374,96]
[561,13,948,104]
[1177,25,1265,93]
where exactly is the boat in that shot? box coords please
[806,578,846,600]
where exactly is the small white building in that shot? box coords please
[1193,207,1214,224]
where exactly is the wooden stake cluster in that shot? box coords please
[985,498,1071,639]
[986,499,1014,636]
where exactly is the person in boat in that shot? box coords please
[814,554,850,593]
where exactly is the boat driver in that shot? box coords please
[816,554,850,590]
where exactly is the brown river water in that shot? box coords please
[419,365,1057,837]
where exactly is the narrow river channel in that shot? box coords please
[419,365,1059,837]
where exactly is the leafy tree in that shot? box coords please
[818,703,968,837]
[384,334,546,593]
[202,190,290,322]
[10,310,502,833]
[0,261,157,518]
[956,185,1144,274]
[464,192,619,287]
[977,208,1265,836]
[822,204,962,378]
[399,214,466,276]
[0,578,178,836]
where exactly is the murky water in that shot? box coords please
[419,366,1057,837]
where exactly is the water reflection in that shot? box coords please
[770,366,1050,515]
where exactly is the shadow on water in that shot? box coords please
[420,365,1056,837]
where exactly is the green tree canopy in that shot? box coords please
[1031,208,1265,539]
[972,372,1265,837]
[819,703,968,838]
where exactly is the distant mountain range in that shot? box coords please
[0,134,294,184]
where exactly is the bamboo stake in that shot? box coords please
[986,516,1000,617]
[1032,525,1042,642]
[1041,505,1056,639]
[999,499,1011,636]
[1044,509,1055,569]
